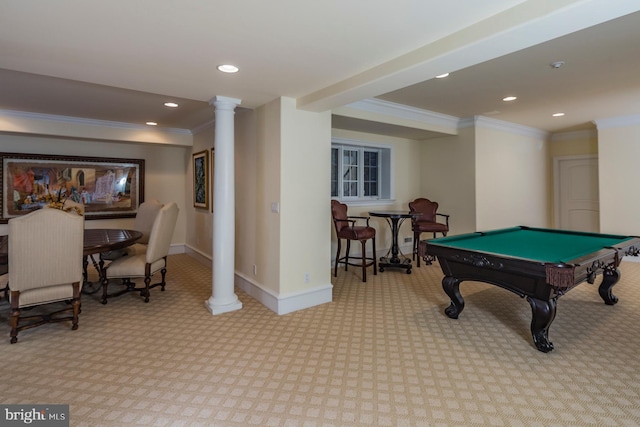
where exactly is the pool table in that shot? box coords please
[422,226,640,352]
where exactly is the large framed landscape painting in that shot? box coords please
[1,152,144,223]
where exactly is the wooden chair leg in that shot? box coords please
[345,240,351,272]
[71,282,81,330]
[160,267,167,291]
[415,232,422,267]
[9,290,19,344]
[372,236,377,275]
[334,239,341,277]
[101,276,109,305]
[360,240,367,282]
[143,275,151,303]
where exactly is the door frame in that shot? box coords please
[553,154,598,229]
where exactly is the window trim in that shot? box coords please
[331,137,395,204]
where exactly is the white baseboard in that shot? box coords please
[183,245,333,315]
[235,272,333,315]
[183,244,210,265]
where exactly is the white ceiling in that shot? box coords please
[1,1,639,137]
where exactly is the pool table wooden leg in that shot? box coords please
[442,276,464,319]
[527,296,557,353]
[598,267,620,305]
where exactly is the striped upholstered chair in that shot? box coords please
[101,202,179,304]
[8,208,84,343]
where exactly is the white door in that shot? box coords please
[555,156,599,232]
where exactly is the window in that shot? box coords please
[331,139,392,201]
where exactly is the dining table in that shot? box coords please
[0,228,143,294]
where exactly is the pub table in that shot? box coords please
[369,210,421,274]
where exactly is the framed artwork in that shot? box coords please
[1,152,144,223]
[193,150,209,209]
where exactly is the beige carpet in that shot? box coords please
[1,254,640,426]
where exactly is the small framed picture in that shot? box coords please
[192,150,209,209]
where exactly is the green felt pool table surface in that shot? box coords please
[428,226,634,264]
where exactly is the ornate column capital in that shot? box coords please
[209,96,242,110]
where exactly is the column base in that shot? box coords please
[205,295,243,315]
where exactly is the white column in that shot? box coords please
[205,96,243,315]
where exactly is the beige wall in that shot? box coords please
[279,97,332,293]
[419,127,476,235]
[547,130,598,227]
[233,108,259,282]
[0,132,189,243]
[597,122,640,235]
[189,125,215,257]
[475,125,549,230]
[252,99,282,294]
[419,122,550,235]
[231,97,332,301]
[330,128,422,257]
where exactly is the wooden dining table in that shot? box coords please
[0,228,143,294]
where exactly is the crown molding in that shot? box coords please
[460,115,548,139]
[592,114,640,130]
[342,99,550,139]
[191,119,216,134]
[343,98,460,129]
[0,109,192,135]
[550,129,596,142]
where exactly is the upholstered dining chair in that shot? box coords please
[63,198,85,216]
[0,271,8,305]
[8,208,84,343]
[331,200,377,282]
[101,199,163,261]
[62,198,98,284]
[101,202,179,304]
[408,197,450,267]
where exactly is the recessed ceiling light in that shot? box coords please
[217,64,239,73]
[164,102,179,108]
[146,121,158,126]
[435,73,449,79]
[552,112,565,117]
[550,61,565,69]
[503,96,517,102]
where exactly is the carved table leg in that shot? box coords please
[527,296,557,352]
[442,276,464,319]
[599,267,620,305]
